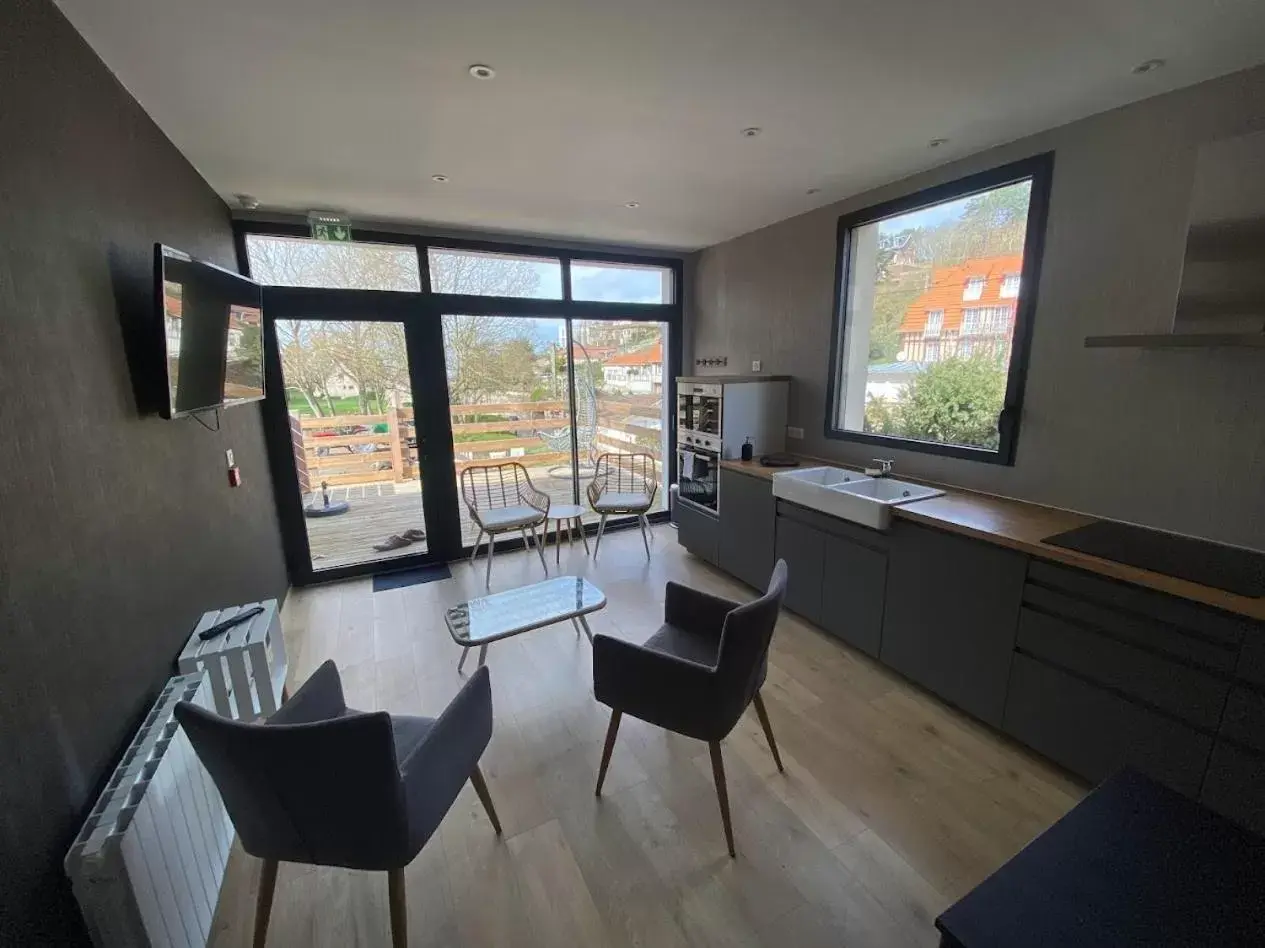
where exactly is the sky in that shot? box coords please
[877,192,974,236]
[513,263,670,348]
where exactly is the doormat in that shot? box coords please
[373,563,452,592]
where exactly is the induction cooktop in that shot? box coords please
[1042,521,1265,598]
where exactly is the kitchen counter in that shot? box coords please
[720,457,1265,622]
[676,374,793,384]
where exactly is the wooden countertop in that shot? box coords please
[719,457,1265,623]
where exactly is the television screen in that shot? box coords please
[157,246,264,417]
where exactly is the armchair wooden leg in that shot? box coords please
[752,691,784,773]
[470,528,483,565]
[470,764,503,835]
[253,858,278,948]
[637,513,651,559]
[708,742,736,858]
[387,868,407,948]
[595,709,622,796]
[485,531,496,588]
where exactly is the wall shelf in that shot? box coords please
[1084,332,1265,349]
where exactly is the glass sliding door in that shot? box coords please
[441,314,573,548]
[262,287,463,584]
[275,319,433,572]
[571,319,671,524]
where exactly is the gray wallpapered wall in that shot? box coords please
[0,1,288,942]
[691,65,1265,552]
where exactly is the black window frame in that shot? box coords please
[824,152,1054,466]
[233,221,684,580]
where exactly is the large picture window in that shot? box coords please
[827,154,1053,464]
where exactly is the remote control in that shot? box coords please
[198,605,266,641]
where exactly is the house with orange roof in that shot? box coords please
[601,339,663,394]
[897,254,1023,363]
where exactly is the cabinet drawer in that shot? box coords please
[1027,560,1249,647]
[1200,741,1265,835]
[775,515,825,624]
[1236,632,1265,689]
[820,535,887,658]
[1003,654,1212,795]
[676,501,719,566]
[1220,686,1265,755]
[775,499,890,550]
[1022,584,1238,673]
[1015,607,1229,731]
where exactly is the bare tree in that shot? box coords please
[247,236,549,409]
[276,320,336,416]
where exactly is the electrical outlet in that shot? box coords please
[751,360,762,372]
[787,426,804,440]
[225,448,235,468]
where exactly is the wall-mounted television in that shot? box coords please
[156,245,265,418]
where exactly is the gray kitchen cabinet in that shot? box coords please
[718,468,775,590]
[774,510,826,624]
[1200,740,1265,835]
[820,534,887,658]
[880,521,1027,727]
[676,499,719,566]
[1004,653,1213,796]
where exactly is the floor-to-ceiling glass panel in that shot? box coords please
[441,314,574,548]
[571,320,670,525]
[276,318,430,570]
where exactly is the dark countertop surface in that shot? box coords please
[936,769,1265,948]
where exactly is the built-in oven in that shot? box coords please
[677,429,719,513]
[677,382,722,437]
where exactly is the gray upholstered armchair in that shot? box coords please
[174,661,500,948]
[591,561,788,856]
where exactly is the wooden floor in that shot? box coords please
[208,524,1084,947]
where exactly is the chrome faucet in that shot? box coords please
[865,458,894,477]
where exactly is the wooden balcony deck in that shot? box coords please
[303,464,664,572]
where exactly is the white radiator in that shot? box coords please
[65,672,234,948]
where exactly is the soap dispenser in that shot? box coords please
[741,437,754,462]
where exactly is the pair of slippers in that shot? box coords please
[373,528,427,552]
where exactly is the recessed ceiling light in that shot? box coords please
[741,127,762,138]
[929,138,948,148]
[1132,58,1166,74]
[431,174,449,183]
[469,64,496,80]
[623,201,640,208]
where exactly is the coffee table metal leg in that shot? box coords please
[577,517,590,554]
[556,517,562,566]
[458,646,469,673]
[478,643,488,668]
[577,614,594,644]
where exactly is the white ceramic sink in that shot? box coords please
[771,466,944,530]
[771,466,873,513]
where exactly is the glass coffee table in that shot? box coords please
[445,575,606,672]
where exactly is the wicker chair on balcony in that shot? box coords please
[462,462,550,588]
[586,452,659,560]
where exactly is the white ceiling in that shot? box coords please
[55,0,1265,251]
